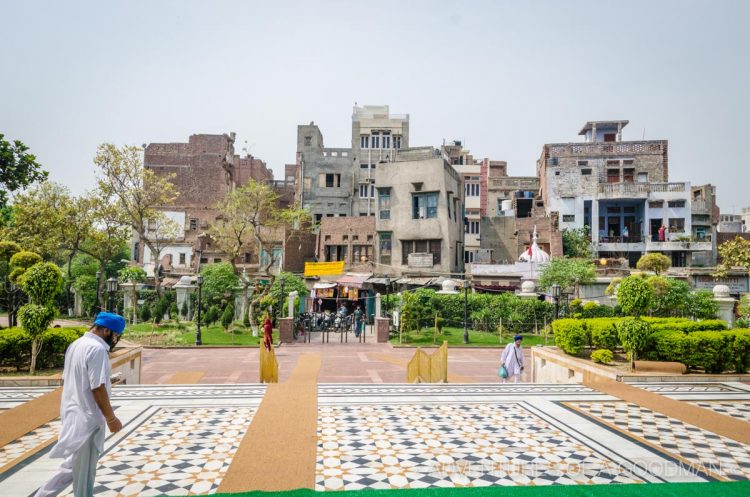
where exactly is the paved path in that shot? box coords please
[141,343,533,384]
[0,316,89,328]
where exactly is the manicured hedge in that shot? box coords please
[552,319,588,355]
[643,318,728,333]
[651,329,750,373]
[0,326,86,371]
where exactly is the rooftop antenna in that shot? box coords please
[642,128,645,140]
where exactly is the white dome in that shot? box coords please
[521,280,536,293]
[518,225,550,263]
[713,284,731,298]
[436,279,460,294]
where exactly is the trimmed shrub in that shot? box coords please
[588,320,620,350]
[581,301,615,318]
[728,329,750,373]
[652,329,750,373]
[617,318,652,365]
[553,319,588,355]
[591,349,614,364]
[0,327,84,371]
[644,317,727,333]
[140,304,152,323]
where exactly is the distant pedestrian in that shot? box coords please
[35,312,126,497]
[353,305,363,338]
[658,224,666,242]
[500,335,525,383]
[263,314,273,351]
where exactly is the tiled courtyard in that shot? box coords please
[1,381,749,496]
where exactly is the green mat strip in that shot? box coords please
[204,481,750,497]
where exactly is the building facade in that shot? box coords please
[374,152,464,276]
[537,120,710,267]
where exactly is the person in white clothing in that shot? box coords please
[500,335,525,383]
[35,312,126,497]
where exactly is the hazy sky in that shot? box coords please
[2,0,748,212]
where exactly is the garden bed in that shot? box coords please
[390,328,550,347]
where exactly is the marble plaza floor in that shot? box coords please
[0,381,749,496]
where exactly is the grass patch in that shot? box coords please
[123,321,263,346]
[391,327,550,347]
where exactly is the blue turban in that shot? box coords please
[94,312,126,335]
[514,335,523,342]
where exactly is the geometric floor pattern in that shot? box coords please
[316,402,646,490]
[60,407,256,497]
[1,382,749,496]
[0,418,60,468]
[568,401,750,481]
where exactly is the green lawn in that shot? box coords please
[123,322,263,346]
[391,327,550,347]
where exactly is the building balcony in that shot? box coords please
[691,199,711,215]
[646,240,712,252]
[597,182,687,198]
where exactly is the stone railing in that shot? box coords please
[598,182,686,196]
[549,140,664,157]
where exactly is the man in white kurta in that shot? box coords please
[500,335,525,383]
[35,312,125,497]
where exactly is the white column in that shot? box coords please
[591,200,600,244]
[288,291,298,318]
[375,293,382,318]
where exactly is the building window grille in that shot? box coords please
[378,188,391,220]
[379,232,391,265]
[412,192,438,219]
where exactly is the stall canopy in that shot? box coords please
[396,277,434,286]
[336,273,372,289]
[313,282,337,289]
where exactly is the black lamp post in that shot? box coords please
[8,281,17,327]
[106,277,119,313]
[552,284,561,320]
[196,274,203,346]
[463,279,469,344]
[94,270,102,316]
[278,276,286,323]
[384,276,390,326]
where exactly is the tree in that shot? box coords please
[94,144,179,296]
[9,250,42,283]
[180,301,189,320]
[617,318,652,370]
[685,290,719,320]
[715,236,750,277]
[636,253,672,275]
[119,266,147,324]
[257,272,308,319]
[617,275,654,317]
[649,277,690,317]
[18,262,63,374]
[0,134,48,209]
[200,262,240,305]
[221,304,234,331]
[562,227,592,258]
[139,302,152,323]
[538,257,596,296]
[209,180,311,326]
[0,241,22,325]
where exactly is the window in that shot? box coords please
[378,188,391,220]
[649,200,663,208]
[213,258,222,263]
[577,160,588,167]
[360,135,369,149]
[562,214,575,222]
[669,218,685,232]
[359,212,368,216]
[581,168,592,175]
[322,173,341,188]
[179,253,186,265]
[402,239,441,265]
[133,242,139,262]
[464,250,475,263]
[352,245,373,262]
[189,219,197,230]
[371,133,380,149]
[200,257,208,264]
[359,184,375,198]
[413,192,438,219]
[554,171,560,176]
[367,234,373,241]
[314,213,323,225]
[623,168,635,182]
[604,133,616,142]
[360,162,371,169]
[382,134,391,149]
[304,136,311,146]
[379,232,391,265]
[637,172,648,183]
[465,182,480,197]
[325,245,348,262]
[324,235,331,241]
[607,168,620,183]
[465,220,480,234]
[342,235,348,241]
[668,200,686,208]
[352,235,358,241]
[394,135,402,149]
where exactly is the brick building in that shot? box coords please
[137,132,277,276]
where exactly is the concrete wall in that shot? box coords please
[375,157,464,275]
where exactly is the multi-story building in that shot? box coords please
[741,207,750,233]
[718,213,744,233]
[295,105,409,224]
[139,132,276,276]
[374,149,464,276]
[537,120,711,267]
[690,184,719,266]
[441,141,482,264]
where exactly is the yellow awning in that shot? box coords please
[304,261,345,277]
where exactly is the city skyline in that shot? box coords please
[1,0,748,212]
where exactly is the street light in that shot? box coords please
[196,274,203,346]
[94,270,102,316]
[551,284,561,320]
[106,277,119,313]
[8,281,17,327]
[278,276,286,323]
